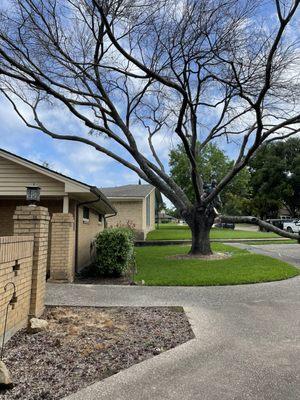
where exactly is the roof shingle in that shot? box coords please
[101,184,154,198]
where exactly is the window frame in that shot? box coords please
[82,206,90,222]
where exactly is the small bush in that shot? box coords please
[112,220,140,240]
[95,228,135,276]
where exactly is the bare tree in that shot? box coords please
[0,0,300,254]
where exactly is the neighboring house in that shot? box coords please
[278,207,292,219]
[0,148,116,278]
[156,211,178,224]
[102,184,162,239]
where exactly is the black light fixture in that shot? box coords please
[26,185,41,205]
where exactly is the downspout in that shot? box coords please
[74,187,117,274]
[103,211,117,228]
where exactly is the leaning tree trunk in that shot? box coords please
[185,206,216,256]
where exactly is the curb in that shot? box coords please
[135,238,291,247]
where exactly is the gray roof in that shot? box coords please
[158,212,176,219]
[101,184,155,198]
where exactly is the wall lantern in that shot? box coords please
[26,185,41,205]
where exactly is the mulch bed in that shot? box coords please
[0,306,194,400]
[74,264,134,285]
[75,275,132,285]
[167,252,231,261]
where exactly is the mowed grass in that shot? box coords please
[134,243,299,286]
[147,223,280,241]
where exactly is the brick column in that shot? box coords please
[49,213,75,283]
[13,205,50,317]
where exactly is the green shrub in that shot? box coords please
[95,228,135,276]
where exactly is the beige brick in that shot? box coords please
[13,206,50,317]
[106,190,156,240]
[49,213,75,282]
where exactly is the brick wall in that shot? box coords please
[0,205,50,344]
[0,198,62,237]
[107,195,156,240]
[0,235,34,343]
[49,213,75,282]
[13,206,50,317]
[77,206,104,270]
[106,200,144,238]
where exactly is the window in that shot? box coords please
[146,195,151,226]
[98,214,103,224]
[83,206,90,221]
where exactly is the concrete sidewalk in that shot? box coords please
[228,243,300,268]
[46,275,300,400]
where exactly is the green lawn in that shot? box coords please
[147,223,280,241]
[134,243,299,286]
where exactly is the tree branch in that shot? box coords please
[221,215,300,241]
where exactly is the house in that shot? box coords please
[101,184,162,239]
[156,211,178,224]
[0,148,116,281]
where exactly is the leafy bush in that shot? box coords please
[113,220,136,230]
[112,220,141,240]
[95,228,135,276]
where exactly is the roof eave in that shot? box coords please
[90,186,117,214]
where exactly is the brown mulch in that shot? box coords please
[0,306,194,400]
[75,275,132,285]
[167,252,231,261]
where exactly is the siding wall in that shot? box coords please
[0,155,65,196]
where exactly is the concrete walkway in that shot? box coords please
[228,243,300,268]
[46,270,300,400]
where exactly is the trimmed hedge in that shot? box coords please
[95,227,135,276]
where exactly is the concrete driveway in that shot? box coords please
[228,243,300,268]
[46,271,300,400]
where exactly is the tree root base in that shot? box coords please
[167,252,231,261]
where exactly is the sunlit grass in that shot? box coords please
[135,243,299,286]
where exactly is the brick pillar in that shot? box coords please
[13,205,50,317]
[49,213,75,283]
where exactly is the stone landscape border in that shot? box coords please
[135,237,291,246]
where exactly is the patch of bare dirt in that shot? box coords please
[0,306,193,400]
[75,275,132,285]
[167,252,231,260]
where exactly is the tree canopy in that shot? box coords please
[249,138,300,218]
[169,142,251,215]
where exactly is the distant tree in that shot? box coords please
[164,207,180,219]
[249,138,300,218]
[169,142,251,215]
[42,161,50,169]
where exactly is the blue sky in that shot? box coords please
[0,96,140,189]
[0,93,241,191]
[0,1,299,196]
